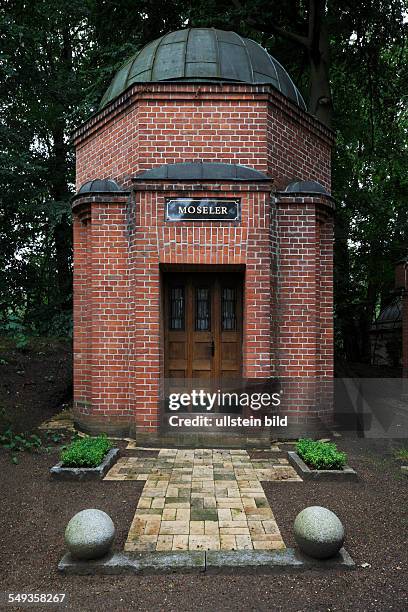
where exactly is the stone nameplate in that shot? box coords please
[166,198,240,221]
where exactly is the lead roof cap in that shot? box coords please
[133,161,270,181]
[100,27,306,111]
[78,178,123,193]
[284,180,330,196]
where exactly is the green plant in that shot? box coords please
[45,430,65,444]
[394,448,408,461]
[296,438,347,470]
[0,428,44,463]
[60,434,113,468]
[0,313,30,350]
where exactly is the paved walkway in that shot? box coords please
[105,448,301,552]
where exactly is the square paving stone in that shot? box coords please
[189,535,220,551]
[159,521,190,535]
[190,508,218,521]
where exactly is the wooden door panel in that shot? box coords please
[168,370,186,378]
[164,272,243,387]
[169,340,187,359]
[192,369,211,379]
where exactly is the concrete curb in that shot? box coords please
[50,448,120,481]
[58,551,206,575]
[288,451,358,481]
[58,547,355,575]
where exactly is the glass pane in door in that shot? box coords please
[221,287,236,330]
[195,287,211,331]
[169,286,185,330]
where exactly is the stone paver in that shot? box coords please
[105,448,301,552]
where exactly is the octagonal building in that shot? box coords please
[71,28,335,444]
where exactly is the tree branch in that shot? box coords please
[231,0,310,48]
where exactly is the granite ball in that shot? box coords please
[64,509,115,560]
[294,506,344,559]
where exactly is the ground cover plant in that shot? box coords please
[0,428,68,464]
[60,434,112,468]
[0,428,44,464]
[296,438,347,470]
[394,447,408,461]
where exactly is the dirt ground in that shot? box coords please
[0,338,72,433]
[0,339,407,610]
[1,437,407,612]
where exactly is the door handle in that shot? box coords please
[211,340,215,356]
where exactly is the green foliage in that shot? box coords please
[44,430,66,444]
[0,427,44,463]
[0,426,71,463]
[0,0,407,357]
[60,434,113,468]
[0,313,31,349]
[296,438,347,470]
[394,447,408,461]
[0,309,72,343]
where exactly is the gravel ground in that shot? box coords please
[0,437,407,612]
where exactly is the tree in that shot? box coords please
[0,0,407,365]
[0,0,93,332]
[230,0,333,126]
[188,0,408,362]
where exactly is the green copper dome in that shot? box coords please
[100,28,306,110]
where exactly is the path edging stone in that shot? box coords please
[50,448,120,481]
[58,547,355,575]
[58,551,206,575]
[287,451,358,481]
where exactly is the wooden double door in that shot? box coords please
[164,272,243,380]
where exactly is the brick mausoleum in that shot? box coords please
[71,28,335,444]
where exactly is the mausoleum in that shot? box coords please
[71,28,335,444]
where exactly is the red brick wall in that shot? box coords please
[273,196,334,426]
[127,182,273,434]
[266,104,331,191]
[72,82,334,436]
[72,195,132,435]
[72,210,91,412]
[73,84,332,190]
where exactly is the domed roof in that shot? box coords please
[100,28,306,111]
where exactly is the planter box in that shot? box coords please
[288,451,357,481]
[50,448,120,481]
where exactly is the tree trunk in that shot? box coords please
[308,7,333,127]
[242,0,334,127]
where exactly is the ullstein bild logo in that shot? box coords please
[166,198,240,221]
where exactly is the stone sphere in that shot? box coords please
[294,506,344,559]
[64,509,115,560]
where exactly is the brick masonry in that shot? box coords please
[71,82,335,438]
